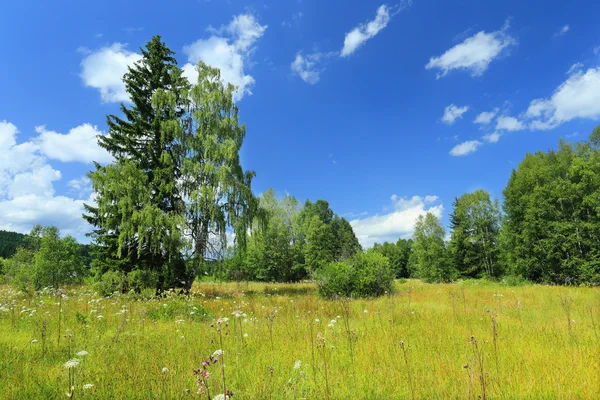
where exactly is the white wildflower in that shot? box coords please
[31,339,38,343]
[64,359,81,369]
[294,360,302,370]
[212,349,224,358]
[162,367,168,373]
[76,350,89,357]
[82,384,94,390]
[243,333,248,338]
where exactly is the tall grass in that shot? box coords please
[0,280,598,399]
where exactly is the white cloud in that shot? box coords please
[525,67,600,130]
[0,195,90,240]
[340,5,392,57]
[182,14,267,101]
[567,62,583,75]
[495,116,524,131]
[68,176,92,199]
[80,43,142,103]
[350,195,443,247]
[426,21,515,78]
[291,52,323,84]
[0,120,98,241]
[449,140,482,156]
[474,108,499,125]
[554,25,570,37]
[442,104,469,125]
[482,132,501,143]
[594,46,600,55]
[34,124,112,164]
[9,165,61,198]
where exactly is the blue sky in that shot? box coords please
[1,0,600,247]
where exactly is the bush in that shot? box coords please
[95,271,127,296]
[502,275,530,287]
[317,251,394,298]
[127,269,159,293]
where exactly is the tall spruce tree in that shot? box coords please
[85,36,190,291]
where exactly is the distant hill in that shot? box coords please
[0,230,27,259]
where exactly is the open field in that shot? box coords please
[0,280,599,399]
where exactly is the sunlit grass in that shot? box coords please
[0,280,598,399]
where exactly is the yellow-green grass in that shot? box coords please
[0,280,599,399]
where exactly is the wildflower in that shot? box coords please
[243,333,248,338]
[76,350,89,357]
[31,339,38,343]
[217,317,230,324]
[294,360,301,370]
[162,367,169,373]
[213,394,228,400]
[364,309,368,313]
[64,359,81,369]
[212,349,224,358]
[82,384,94,390]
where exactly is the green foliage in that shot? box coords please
[448,190,501,278]
[127,269,159,293]
[372,238,412,278]
[501,275,530,287]
[85,35,190,290]
[409,213,455,282]
[502,127,600,284]
[85,37,257,292]
[228,190,361,282]
[4,225,85,291]
[0,230,26,258]
[317,250,394,298]
[94,271,128,296]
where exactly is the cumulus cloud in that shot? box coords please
[350,195,443,248]
[34,124,112,164]
[524,67,600,130]
[426,20,515,78]
[474,108,499,125]
[442,104,469,125]
[68,176,92,199]
[495,116,525,131]
[80,43,142,103]
[482,132,501,143]
[0,120,98,240]
[182,14,267,101]
[340,5,392,57]
[449,140,482,156]
[290,52,324,84]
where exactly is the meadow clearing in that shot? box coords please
[0,280,598,399]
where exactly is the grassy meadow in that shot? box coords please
[0,280,599,399]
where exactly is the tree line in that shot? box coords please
[1,35,599,295]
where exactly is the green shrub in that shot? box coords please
[502,275,530,287]
[127,269,159,293]
[317,251,394,298]
[95,271,127,296]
